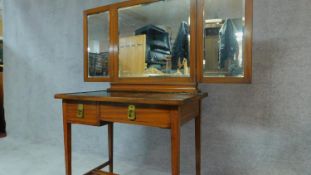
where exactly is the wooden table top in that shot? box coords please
[55,90,208,105]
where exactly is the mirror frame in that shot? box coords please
[83,6,114,82]
[197,0,253,83]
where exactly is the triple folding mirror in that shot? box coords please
[84,0,252,83]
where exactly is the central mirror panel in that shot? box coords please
[118,0,191,78]
[203,0,245,78]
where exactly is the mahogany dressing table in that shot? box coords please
[55,0,252,174]
[55,91,207,175]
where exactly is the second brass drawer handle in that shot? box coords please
[128,105,136,121]
[77,104,84,118]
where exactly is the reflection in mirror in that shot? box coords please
[88,12,109,77]
[118,0,191,78]
[203,0,245,77]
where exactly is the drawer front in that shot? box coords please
[63,101,99,125]
[100,104,171,128]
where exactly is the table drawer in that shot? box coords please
[100,104,171,128]
[63,101,100,125]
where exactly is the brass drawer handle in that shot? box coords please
[128,105,136,121]
[77,104,84,118]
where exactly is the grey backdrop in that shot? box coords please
[3,0,311,175]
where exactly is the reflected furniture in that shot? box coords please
[56,0,253,174]
[135,24,171,69]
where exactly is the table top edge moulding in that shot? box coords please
[55,90,208,106]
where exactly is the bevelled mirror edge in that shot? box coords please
[197,0,253,84]
[83,7,112,82]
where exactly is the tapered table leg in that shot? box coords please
[63,122,72,175]
[171,111,180,175]
[195,114,201,175]
[108,122,114,173]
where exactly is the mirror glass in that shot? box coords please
[87,12,109,77]
[203,0,245,77]
[118,0,191,78]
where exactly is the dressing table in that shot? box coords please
[55,0,253,174]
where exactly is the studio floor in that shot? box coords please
[0,136,187,175]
